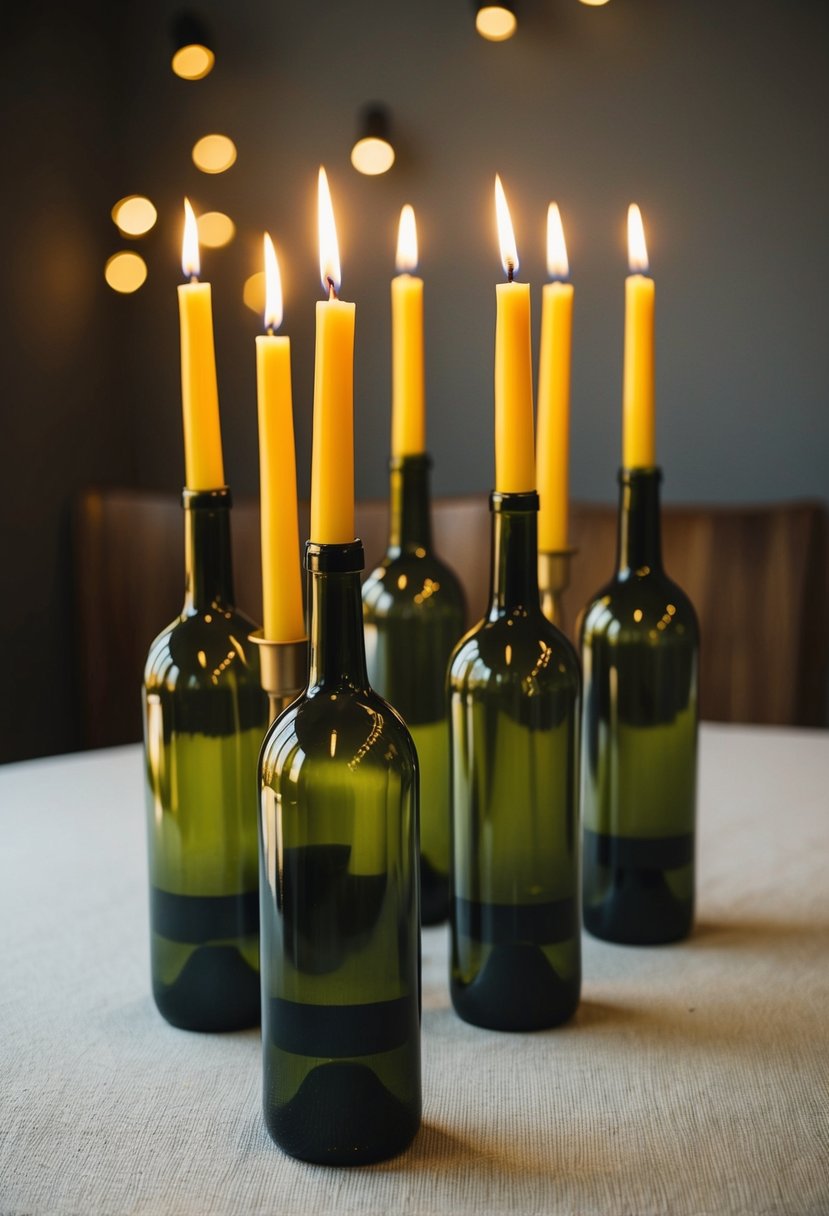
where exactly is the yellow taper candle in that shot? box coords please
[537,203,574,552]
[178,198,225,489]
[623,203,656,468]
[310,167,356,544]
[391,204,425,457]
[494,175,535,493]
[256,234,304,642]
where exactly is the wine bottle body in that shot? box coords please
[260,688,421,1163]
[449,494,581,1033]
[260,548,421,1164]
[580,468,699,945]
[363,548,464,924]
[581,572,698,944]
[143,606,267,1030]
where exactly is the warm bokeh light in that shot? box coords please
[628,203,649,273]
[111,195,157,237]
[197,211,235,248]
[546,202,569,279]
[579,0,612,6]
[182,198,200,278]
[476,5,517,41]
[105,252,147,294]
[350,136,395,176]
[192,134,237,174]
[171,43,215,80]
[243,271,266,315]
[494,174,519,276]
[396,204,418,273]
[263,233,283,332]
[318,166,341,295]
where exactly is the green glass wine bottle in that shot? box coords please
[143,488,268,1031]
[259,539,421,1165]
[362,454,465,925]
[449,491,581,1032]
[580,468,699,945]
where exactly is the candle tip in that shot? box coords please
[263,232,283,332]
[627,203,649,274]
[396,204,418,273]
[318,166,342,296]
[547,202,569,280]
[494,174,519,278]
[182,197,200,279]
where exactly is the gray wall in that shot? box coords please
[2,0,828,760]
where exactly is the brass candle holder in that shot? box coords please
[249,631,307,723]
[538,548,577,633]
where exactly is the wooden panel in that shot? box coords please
[73,489,828,748]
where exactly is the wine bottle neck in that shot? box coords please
[183,489,235,613]
[388,454,433,555]
[487,491,542,618]
[616,468,664,575]
[306,541,369,692]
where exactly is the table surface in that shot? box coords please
[2,724,828,1216]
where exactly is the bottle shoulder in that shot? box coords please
[260,683,417,784]
[449,609,580,691]
[144,606,263,691]
[580,570,698,647]
[362,549,465,621]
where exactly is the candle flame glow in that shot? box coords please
[182,198,200,279]
[396,204,418,273]
[627,203,649,274]
[546,202,569,279]
[494,174,519,277]
[318,166,341,296]
[263,233,283,332]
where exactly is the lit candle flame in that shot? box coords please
[318,166,341,297]
[182,197,200,279]
[627,203,649,274]
[263,233,283,333]
[396,204,418,273]
[494,174,519,278]
[546,202,569,280]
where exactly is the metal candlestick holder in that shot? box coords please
[538,549,577,633]
[249,631,307,724]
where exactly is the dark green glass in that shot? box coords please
[259,540,421,1165]
[362,455,466,925]
[449,492,581,1032]
[142,488,268,1031]
[580,468,699,945]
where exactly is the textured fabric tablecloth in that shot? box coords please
[1,724,827,1216]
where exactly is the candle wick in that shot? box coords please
[327,276,338,301]
[266,325,274,337]
[507,265,514,284]
[189,274,198,285]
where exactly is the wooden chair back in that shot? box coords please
[73,489,827,747]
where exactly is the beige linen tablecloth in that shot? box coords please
[1,724,827,1216]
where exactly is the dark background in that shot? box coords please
[2,0,828,763]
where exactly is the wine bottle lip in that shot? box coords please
[181,486,232,510]
[489,490,539,514]
[305,539,365,573]
[618,466,663,485]
[388,452,433,474]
